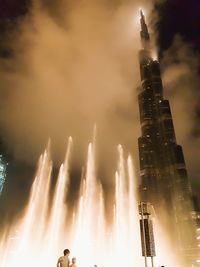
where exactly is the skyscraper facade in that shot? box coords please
[137,11,198,263]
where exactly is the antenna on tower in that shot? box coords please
[140,9,144,18]
[140,9,150,46]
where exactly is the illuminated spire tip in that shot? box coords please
[139,9,150,44]
[140,9,144,18]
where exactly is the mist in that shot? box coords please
[162,35,200,191]
[0,0,161,229]
[0,0,199,192]
[0,4,199,263]
[0,1,151,169]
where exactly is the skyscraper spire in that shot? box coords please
[140,10,150,46]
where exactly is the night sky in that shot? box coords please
[0,0,200,221]
[157,0,200,53]
[1,0,200,52]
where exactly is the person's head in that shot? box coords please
[72,257,76,264]
[63,249,70,256]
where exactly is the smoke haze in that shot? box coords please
[0,1,148,167]
[0,0,199,191]
[162,35,200,190]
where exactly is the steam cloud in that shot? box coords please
[0,0,199,191]
[162,35,200,191]
[0,0,153,169]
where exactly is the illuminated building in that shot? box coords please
[137,10,199,264]
[0,154,7,195]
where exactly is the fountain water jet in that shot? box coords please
[0,138,181,267]
[47,137,73,254]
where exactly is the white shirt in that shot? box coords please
[57,256,70,267]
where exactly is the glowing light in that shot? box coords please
[139,7,146,16]
[0,140,182,267]
[152,50,158,61]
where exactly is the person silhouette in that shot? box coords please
[70,257,77,267]
[57,249,70,267]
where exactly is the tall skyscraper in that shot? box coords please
[137,10,198,264]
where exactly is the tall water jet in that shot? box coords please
[47,136,73,255]
[0,139,182,267]
[0,143,52,267]
[127,155,143,265]
[113,146,144,267]
[71,140,101,267]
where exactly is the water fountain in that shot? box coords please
[0,137,180,267]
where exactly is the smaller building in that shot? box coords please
[0,154,8,195]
